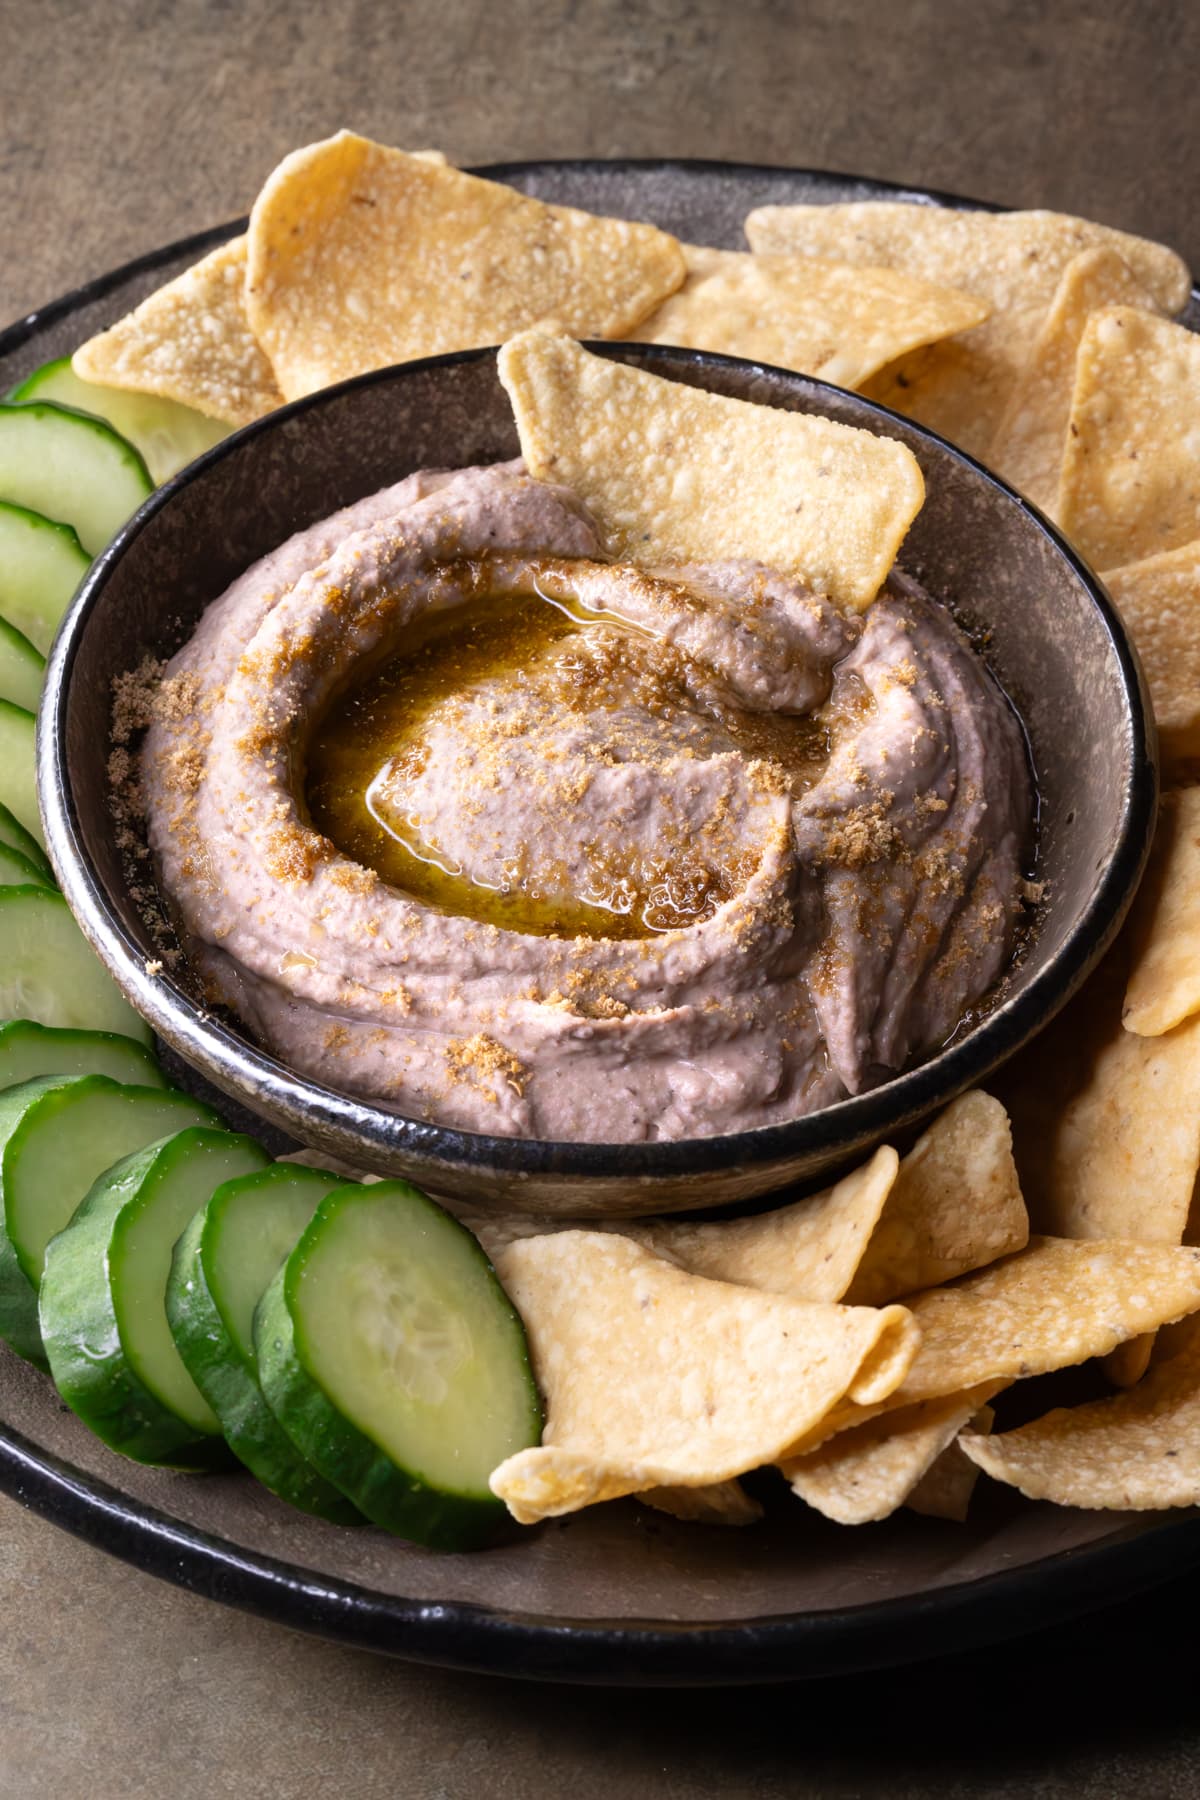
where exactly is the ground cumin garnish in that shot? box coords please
[445,1033,527,1102]
[822,799,903,868]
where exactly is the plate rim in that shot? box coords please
[4,1407,1199,1686]
[2,154,1196,1685]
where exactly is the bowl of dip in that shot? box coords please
[38,343,1156,1214]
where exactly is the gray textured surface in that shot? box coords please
[3,0,1200,1792]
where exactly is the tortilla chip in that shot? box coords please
[466,1099,1016,1308]
[898,1237,1200,1397]
[746,205,1189,460]
[245,131,685,400]
[639,1481,763,1526]
[961,1318,1200,1509]
[786,1384,1000,1525]
[1124,788,1200,1036]
[862,339,1010,461]
[455,1149,897,1297]
[631,245,988,389]
[844,1091,1028,1305]
[1102,540,1200,774]
[623,1145,899,1303]
[1103,1335,1156,1389]
[73,237,284,426]
[498,330,925,612]
[487,1231,919,1523]
[987,247,1162,513]
[906,1403,995,1521]
[999,941,1200,1245]
[1056,309,1200,568]
[783,1237,1200,1463]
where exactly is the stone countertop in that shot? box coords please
[3,2,1199,1793]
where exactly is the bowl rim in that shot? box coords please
[38,340,1158,1181]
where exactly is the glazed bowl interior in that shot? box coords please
[39,344,1155,1215]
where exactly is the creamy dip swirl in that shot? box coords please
[141,462,1030,1142]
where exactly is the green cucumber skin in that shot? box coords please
[0,1077,217,1364]
[0,1233,47,1366]
[255,1270,506,1550]
[0,401,153,557]
[6,357,231,484]
[168,1201,363,1523]
[0,1021,165,1089]
[0,802,54,882]
[0,843,52,889]
[0,1076,79,1368]
[40,1137,239,1469]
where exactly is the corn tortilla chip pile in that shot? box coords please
[487,1233,921,1524]
[477,1092,1200,1530]
[785,1387,1001,1527]
[961,1322,1200,1511]
[1056,308,1200,567]
[986,246,1163,513]
[630,244,989,389]
[1124,788,1200,1039]
[743,202,1189,460]
[1102,545,1200,775]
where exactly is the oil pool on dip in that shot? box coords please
[304,582,839,941]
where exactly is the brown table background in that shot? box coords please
[3,1,1199,1793]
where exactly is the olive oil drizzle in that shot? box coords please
[305,588,833,940]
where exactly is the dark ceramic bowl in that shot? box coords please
[38,343,1156,1215]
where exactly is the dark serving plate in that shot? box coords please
[1,158,1196,1684]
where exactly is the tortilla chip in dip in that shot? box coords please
[785,1384,1001,1525]
[1124,788,1200,1037]
[1103,540,1200,775]
[73,237,284,426]
[986,246,1162,513]
[498,329,925,611]
[1056,308,1200,568]
[487,1231,919,1524]
[245,131,686,399]
[630,245,988,389]
[745,203,1189,459]
[843,1090,1028,1306]
[961,1319,1200,1510]
[1000,940,1200,1247]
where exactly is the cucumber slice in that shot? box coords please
[40,1126,268,1466]
[0,887,150,1041]
[0,802,53,881]
[6,357,230,486]
[0,701,40,845]
[0,843,52,890]
[0,502,90,655]
[0,616,44,711]
[0,402,152,557]
[168,1164,363,1520]
[0,1073,216,1365]
[255,1181,542,1550]
[0,1020,164,1089]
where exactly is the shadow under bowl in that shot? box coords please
[38,344,1156,1216]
